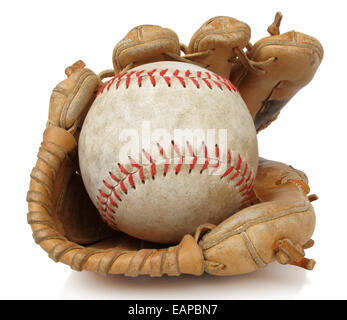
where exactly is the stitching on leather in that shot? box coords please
[97,250,129,276]
[97,68,237,95]
[235,32,323,88]
[241,231,266,267]
[114,36,179,70]
[43,141,69,158]
[49,243,83,262]
[27,191,53,215]
[30,174,53,199]
[250,32,323,61]
[60,71,95,128]
[52,87,69,97]
[126,249,155,277]
[96,141,255,228]
[193,27,251,52]
[30,168,53,199]
[71,249,103,271]
[114,36,180,70]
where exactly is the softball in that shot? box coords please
[78,61,258,243]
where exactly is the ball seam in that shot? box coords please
[96,68,238,95]
[96,141,255,228]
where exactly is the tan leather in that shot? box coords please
[185,13,323,132]
[55,157,117,244]
[27,121,316,276]
[27,14,321,276]
[200,158,316,275]
[230,26,324,131]
[187,16,251,78]
[48,60,100,134]
[28,134,204,276]
[41,61,113,244]
[112,25,181,74]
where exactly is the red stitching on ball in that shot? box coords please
[126,71,136,88]
[186,141,194,157]
[109,172,120,182]
[221,166,234,178]
[109,196,118,208]
[99,189,107,198]
[212,80,223,90]
[214,73,221,80]
[172,140,183,174]
[118,163,130,175]
[157,143,170,176]
[97,196,106,205]
[190,77,200,88]
[129,157,140,168]
[103,180,113,190]
[173,70,186,87]
[142,149,156,178]
[119,180,127,194]
[202,78,212,89]
[200,143,210,174]
[106,205,115,214]
[97,204,118,229]
[136,70,144,87]
[186,141,198,173]
[230,171,240,180]
[96,141,255,226]
[105,211,112,220]
[97,68,237,94]
[236,176,245,186]
[128,173,135,189]
[211,144,221,173]
[228,151,232,164]
[242,163,248,177]
[116,72,127,89]
[148,69,157,86]
[159,69,171,86]
[246,170,252,183]
[113,189,122,201]
[190,156,198,173]
[240,176,255,200]
[106,76,117,91]
[239,184,249,193]
[139,167,145,182]
[236,155,242,171]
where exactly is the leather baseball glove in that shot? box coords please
[27,12,323,277]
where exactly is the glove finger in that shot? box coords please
[230,17,324,132]
[48,60,100,134]
[186,16,251,78]
[112,25,180,74]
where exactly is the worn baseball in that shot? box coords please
[79,61,258,243]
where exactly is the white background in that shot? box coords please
[1,0,346,300]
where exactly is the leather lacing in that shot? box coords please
[97,12,285,82]
[98,48,276,82]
